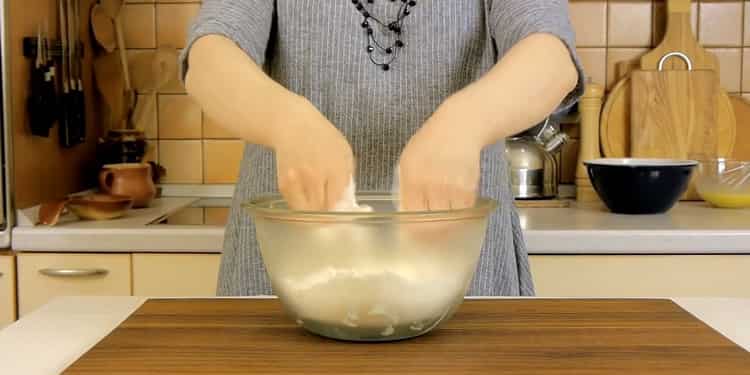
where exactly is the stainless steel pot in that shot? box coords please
[505,119,568,199]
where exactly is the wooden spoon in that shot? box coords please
[90,4,116,52]
[93,53,125,132]
[100,0,130,90]
[130,46,179,92]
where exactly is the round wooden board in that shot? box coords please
[601,77,736,158]
[729,95,750,160]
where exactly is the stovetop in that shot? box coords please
[149,198,232,226]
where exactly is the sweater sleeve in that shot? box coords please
[179,0,275,81]
[488,0,584,112]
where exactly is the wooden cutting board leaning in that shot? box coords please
[630,53,719,161]
[599,0,736,200]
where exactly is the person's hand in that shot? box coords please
[273,98,354,211]
[398,101,483,211]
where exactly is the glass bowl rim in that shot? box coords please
[243,192,498,222]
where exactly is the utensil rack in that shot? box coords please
[23,37,84,60]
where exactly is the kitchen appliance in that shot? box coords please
[0,0,11,247]
[585,158,697,215]
[505,118,567,199]
[245,193,495,341]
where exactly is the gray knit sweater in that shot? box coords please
[182,0,584,296]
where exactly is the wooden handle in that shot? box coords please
[113,15,131,90]
[667,0,691,13]
[576,81,604,203]
[642,0,717,71]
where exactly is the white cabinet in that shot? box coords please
[132,254,221,297]
[0,254,15,328]
[17,253,132,316]
[530,255,750,298]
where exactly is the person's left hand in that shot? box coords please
[398,101,484,211]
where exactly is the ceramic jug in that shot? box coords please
[99,163,156,208]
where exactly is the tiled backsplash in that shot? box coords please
[121,0,750,186]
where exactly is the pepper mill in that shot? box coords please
[576,80,604,203]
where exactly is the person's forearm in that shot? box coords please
[439,33,579,147]
[185,35,305,148]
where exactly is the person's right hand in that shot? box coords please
[272,98,354,211]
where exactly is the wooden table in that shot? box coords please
[63,298,750,374]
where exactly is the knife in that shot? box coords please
[58,0,72,148]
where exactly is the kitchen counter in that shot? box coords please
[0,296,747,374]
[11,189,750,253]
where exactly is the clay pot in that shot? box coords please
[99,163,156,208]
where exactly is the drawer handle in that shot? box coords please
[39,268,109,277]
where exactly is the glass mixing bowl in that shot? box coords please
[244,193,496,341]
[696,159,750,208]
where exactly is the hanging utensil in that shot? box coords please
[58,0,73,147]
[93,53,125,133]
[72,0,85,144]
[101,0,136,129]
[28,26,50,137]
[91,4,116,52]
[42,34,59,130]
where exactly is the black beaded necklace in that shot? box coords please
[352,0,417,71]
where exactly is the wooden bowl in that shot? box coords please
[67,194,134,221]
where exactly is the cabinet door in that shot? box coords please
[0,255,15,328]
[530,255,750,298]
[17,253,132,316]
[132,254,221,297]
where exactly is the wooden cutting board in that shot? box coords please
[63,299,750,374]
[601,0,736,161]
[631,69,719,160]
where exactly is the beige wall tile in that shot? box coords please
[706,48,742,93]
[699,1,743,47]
[205,207,230,226]
[743,49,750,92]
[203,114,238,139]
[156,3,201,48]
[608,0,653,47]
[159,140,203,183]
[133,94,158,139]
[143,141,158,164]
[122,4,156,49]
[606,47,649,89]
[158,94,202,139]
[159,49,186,94]
[576,47,607,86]
[745,2,750,46]
[569,1,608,47]
[203,140,245,184]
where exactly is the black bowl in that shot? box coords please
[585,158,698,215]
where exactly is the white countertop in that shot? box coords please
[0,296,747,375]
[11,193,750,254]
